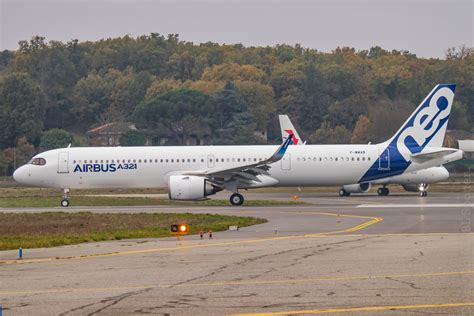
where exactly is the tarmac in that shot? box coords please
[1,191,473,315]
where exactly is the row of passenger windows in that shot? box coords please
[297,156,371,162]
[73,157,267,164]
[73,156,370,164]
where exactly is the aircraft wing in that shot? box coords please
[410,148,459,163]
[183,135,294,187]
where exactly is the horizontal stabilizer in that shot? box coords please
[410,148,459,163]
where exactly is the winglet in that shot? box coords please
[267,133,294,163]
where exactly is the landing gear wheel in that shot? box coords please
[378,187,390,196]
[420,191,428,197]
[339,189,350,197]
[230,193,244,206]
[60,199,70,207]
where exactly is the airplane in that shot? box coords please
[278,115,451,197]
[13,84,463,206]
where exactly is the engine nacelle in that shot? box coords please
[402,183,429,192]
[168,175,220,200]
[342,182,371,193]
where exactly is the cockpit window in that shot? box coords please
[31,158,46,166]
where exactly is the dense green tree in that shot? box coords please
[40,129,73,150]
[212,81,257,144]
[134,89,212,144]
[119,130,146,146]
[0,73,45,148]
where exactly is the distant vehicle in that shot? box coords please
[279,114,450,197]
[14,84,463,206]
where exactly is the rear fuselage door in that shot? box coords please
[378,148,390,170]
[57,152,69,174]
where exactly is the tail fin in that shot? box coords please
[278,115,304,145]
[386,84,456,161]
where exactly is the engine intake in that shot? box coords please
[168,175,220,200]
[342,182,371,193]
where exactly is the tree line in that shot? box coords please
[0,34,472,174]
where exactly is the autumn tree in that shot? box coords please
[0,73,45,148]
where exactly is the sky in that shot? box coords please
[0,0,472,58]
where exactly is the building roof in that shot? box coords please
[86,122,136,135]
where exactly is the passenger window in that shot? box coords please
[368,157,371,161]
[357,157,360,161]
[351,157,354,161]
[335,158,338,161]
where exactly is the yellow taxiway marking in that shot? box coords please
[232,302,474,315]
[1,269,473,296]
[0,212,383,265]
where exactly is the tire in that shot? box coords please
[339,189,349,197]
[421,191,428,197]
[230,193,244,206]
[60,199,70,207]
[384,187,390,196]
[377,188,384,196]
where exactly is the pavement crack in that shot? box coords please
[85,287,153,315]
[385,276,422,290]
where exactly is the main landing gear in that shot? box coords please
[420,191,428,197]
[377,187,390,196]
[339,188,350,197]
[61,188,70,207]
[229,193,244,206]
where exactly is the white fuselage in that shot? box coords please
[13,144,459,190]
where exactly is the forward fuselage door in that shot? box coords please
[281,153,291,170]
[57,152,69,174]
[378,147,390,170]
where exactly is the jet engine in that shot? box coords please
[402,183,429,193]
[168,175,221,200]
[342,182,371,194]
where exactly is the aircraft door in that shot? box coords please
[57,152,69,174]
[378,148,390,170]
[281,153,291,170]
[207,154,215,168]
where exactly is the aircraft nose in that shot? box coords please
[13,166,29,184]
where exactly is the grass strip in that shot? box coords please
[0,212,266,250]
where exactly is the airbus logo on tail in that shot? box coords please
[284,129,299,145]
[396,86,454,161]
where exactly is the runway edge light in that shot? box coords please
[170,224,189,234]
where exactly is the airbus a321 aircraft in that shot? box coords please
[278,115,452,197]
[13,84,463,206]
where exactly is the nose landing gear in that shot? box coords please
[61,188,70,207]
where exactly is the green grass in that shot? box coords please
[0,212,267,250]
[0,196,304,208]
